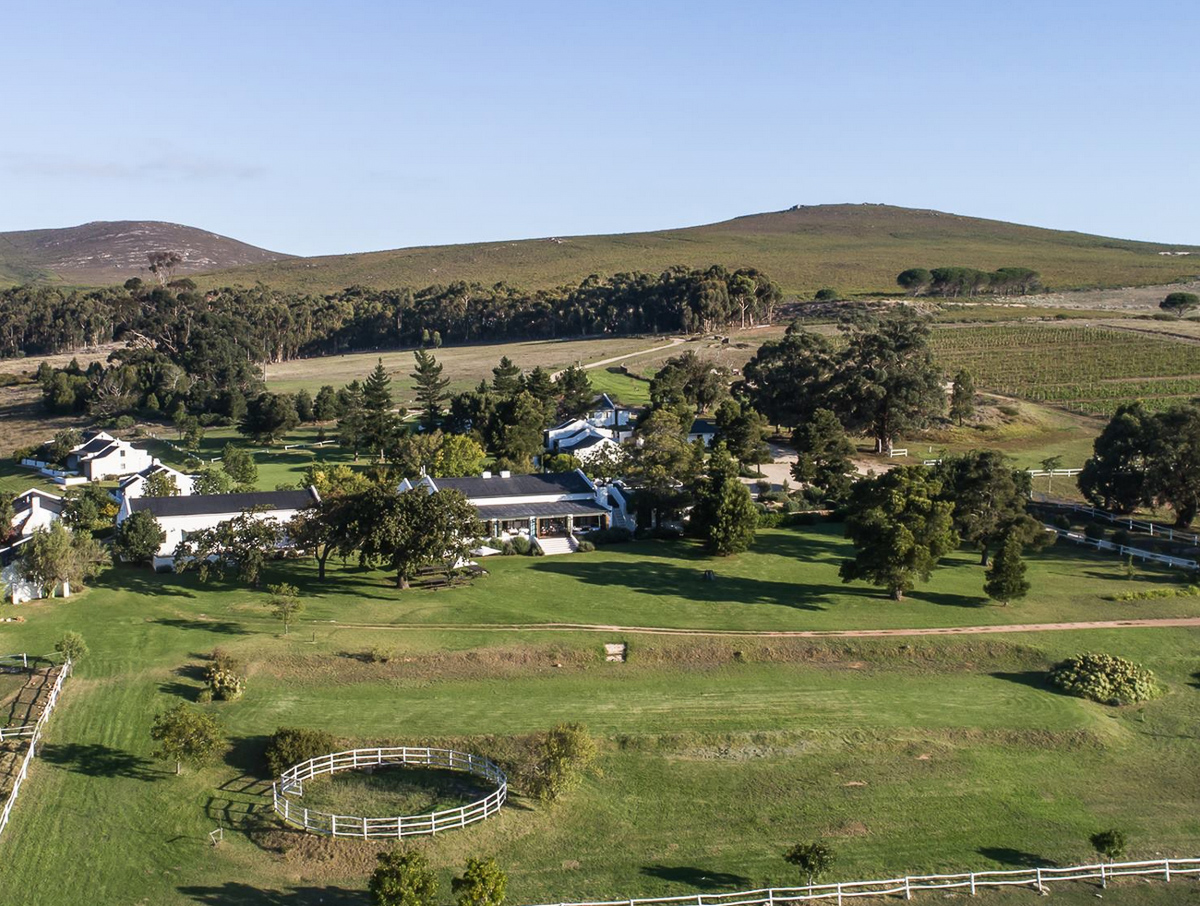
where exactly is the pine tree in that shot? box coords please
[556,365,593,420]
[411,350,450,430]
[362,360,398,461]
[337,381,367,461]
[791,408,856,501]
[709,479,757,556]
[983,532,1030,606]
[950,369,976,426]
[491,356,522,397]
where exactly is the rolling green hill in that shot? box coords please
[197,204,1200,296]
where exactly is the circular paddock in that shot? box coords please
[272,746,507,838]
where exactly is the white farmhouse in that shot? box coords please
[545,393,638,459]
[118,463,195,500]
[403,469,623,554]
[116,487,320,570]
[9,489,64,538]
[66,430,155,481]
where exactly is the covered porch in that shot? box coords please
[477,500,610,539]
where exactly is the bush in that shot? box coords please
[368,646,392,664]
[760,490,788,504]
[576,540,595,552]
[1112,529,1131,546]
[264,726,338,776]
[54,632,88,663]
[1084,523,1106,541]
[204,649,245,702]
[586,527,633,545]
[528,723,599,802]
[1049,653,1160,705]
[756,511,785,529]
[1053,514,1072,530]
[1111,584,1200,602]
[509,535,532,556]
[635,526,684,540]
[998,404,1021,418]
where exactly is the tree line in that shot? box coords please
[896,266,1041,297]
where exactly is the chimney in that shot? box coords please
[499,470,512,478]
[481,471,492,479]
[29,494,39,511]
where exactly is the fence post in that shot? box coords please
[969,872,976,896]
[1165,859,1171,882]
[836,883,842,906]
[905,876,911,899]
[1035,867,1042,892]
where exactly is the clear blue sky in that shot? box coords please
[4,0,1197,255]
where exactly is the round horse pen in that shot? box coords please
[272,746,507,838]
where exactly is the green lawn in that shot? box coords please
[0,526,1199,904]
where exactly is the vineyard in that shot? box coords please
[932,325,1200,415]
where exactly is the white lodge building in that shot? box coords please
[116,488,320,570]
[403,470,613,540]
[65,430,155,481]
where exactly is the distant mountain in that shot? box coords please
[0,221,290,286]
[196,204,1200,297]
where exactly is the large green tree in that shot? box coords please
[113,511,166,563]
[150,703,225,775]
[337,380,367,461]
[411,349,450,430]
[1079,402,1152,513]
[240,392,299,444]
[713,398,771,474]
[790,408,856,502]
[839,466,958,601]
[629,409,703,528]
[830,309,945,454]
[742,324,836,429]
[370,848,439,906]
[934,450,1044,565]
[221,443,258,489]
[1145,404,1200,526]
[983,532,1030,606]
[1160,292,1200,318]
[176,512,282,587]
[18,521,110,595]
[358,487,480,588]
[556,365,594,421]
[949,369,975,426]
[362,360,399,460]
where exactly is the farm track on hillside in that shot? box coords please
[313,616,1200,638]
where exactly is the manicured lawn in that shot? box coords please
[0,525,1199,904]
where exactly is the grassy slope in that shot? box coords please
[1,529,1199,906]
[196,205,1200,297]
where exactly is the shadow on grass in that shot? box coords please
[989,671,1074,698]
[1191,671,1200,689]
[150,618,250,635]
[179,883,365,905]
[641,865,752,889]
[39,742,164,781]
[530,557,832,611]
[224,734,271,779]
[977,847,1059,868]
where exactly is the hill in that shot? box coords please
[197,204,1200,296]
[0,220,290,286]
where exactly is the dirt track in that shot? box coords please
[317,616,1200,638]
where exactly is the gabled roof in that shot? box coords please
[73,436,118,457]
[431,471,593,499]
[592,393,619,410]
[13,488,64,515]
[561,433,612,452]
[130,488,318,519]
[118,462,183,489]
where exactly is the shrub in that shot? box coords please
[1049,653,1160,705]
[576,540,595,552]
[529,723,599,802]
[997,404,1021,418]
[452,857,508,906]
[510,535,532,556]
[1112,529,1131,546]
[368,646,392,664]
[204,649,245,702]
[1053,514,1072,530]
[371,848,439,906]
[1084,523,1106,541]
[1111,584,1200,602]
[587,527,633,545]
[756,511,785,529]
[54,631,88,663]
[760,490,788,504]
[264,726,338,776]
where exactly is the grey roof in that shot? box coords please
[474,500,610,520]
[130,488,318,518]
[432,471,592,498]
[561,434,609,452]
[689,418,717,435]
[13,490,64,515]
[119,463,176,489]
[74,436,116,456]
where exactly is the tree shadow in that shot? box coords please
[224,734,271,778]
[158,680,202,701]
[989,671,1073,699]
[977,847,1059,868]
[909,590,990,609]
[1190,671,1200,690]
[641,866,753,889]
[531,557,831,611]
[150,618,250,635]
[38,742,164,781]
[178,883,365,905]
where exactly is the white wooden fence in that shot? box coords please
[528,858,1200,906]
[0,656,72,841]
[272,746,507,838]
[1040,500,1200,546]
[1043,525,1199,570]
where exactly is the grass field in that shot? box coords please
[195,205,1200,298]
[1,526,1199,905]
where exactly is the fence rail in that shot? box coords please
[0,656,71,841]
[527,857,1200,906]
[1043,525,1199,570]
[1038,499,1200,546]
[272,746,507,838]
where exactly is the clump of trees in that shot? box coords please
[18,521,109,596]
[263,726,338,776]
[150,703,226,774]
[1080,401,1200,525]
[896,266,1041,297]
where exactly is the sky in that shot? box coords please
[3,0,1198,256]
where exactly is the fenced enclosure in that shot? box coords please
[272,746,506,838]
[1042,524,1199,571]
[0,655,72,841]
[1038,499,1200,546]
[529,858,1200,906]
